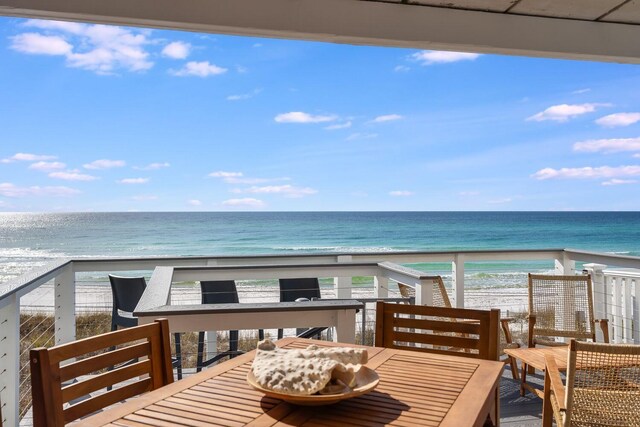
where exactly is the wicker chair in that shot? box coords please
[397,277,519,379]
[543,340,640,427]
[513,273,610,395]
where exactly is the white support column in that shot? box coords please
[206,331,218,360]
[613,276,623,344]
[374,276,388,299]
[633,279,639,344]
[584,263,608,343]
[452,254,465,308]
[334,255,353,299]
[555,254,575,275]
[624,278,632,343]
[55,265,76,345]
[334,309,356,344]
[415,278,434,306]
[0,294,20,427]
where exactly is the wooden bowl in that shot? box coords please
[246,366,379,406]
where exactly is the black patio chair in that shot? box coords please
[277,277,323,339]
[108,274,183,379]
[196,280,244,372]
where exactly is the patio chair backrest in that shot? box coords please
[200,280,239,304]
[279,278,321,302]
[563,340,640,426]
[528,273,596,343]
[375,301,500,360]
[397,276,452,307]
[30,318,174,426]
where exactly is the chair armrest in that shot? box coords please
[544,354,566,411]
[596,318,610,343]
[500,317,515,344]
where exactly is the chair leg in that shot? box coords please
[174,333,182,380]
[229,330,239,356]
[278,328,283,340]
[509,356,519,380]
[520,363,528,397]
[196,331,205,372]
[258,329,264,341]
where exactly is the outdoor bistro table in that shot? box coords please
[504,346,569,398]
[75,338,504,427]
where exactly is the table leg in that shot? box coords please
[520,363,527,397]
[542,371,553,427]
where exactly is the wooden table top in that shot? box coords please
[77,338,504,427]
[504,346,569,371]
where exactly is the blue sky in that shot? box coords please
[1,17,640,212]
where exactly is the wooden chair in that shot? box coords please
[514,273,610,390]
[543,339,640,427]
[30,318,174,426]
[375,301,500,360]
[397,277,519,378]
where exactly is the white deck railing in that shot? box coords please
[2,248,640,425]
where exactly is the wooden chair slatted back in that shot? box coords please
[30,318,173,426]
[528,273,596,344]
[375,301,500,361]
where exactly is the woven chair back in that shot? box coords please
[30,319,173,426]
[528,273,596,342]
[397,276,452,308]
[564,340,640,426]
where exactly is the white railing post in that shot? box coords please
[0,294,20,427]
[415,278,434,306]
[555,253,575,275]
[584,263,608,342]
[334,255,353,299]
[452,254,465,308]
[612,275,624,344]
[55,264,76,345]
[374,276,388,299]
[634,278,639,344]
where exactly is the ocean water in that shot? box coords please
[1,211,640,286]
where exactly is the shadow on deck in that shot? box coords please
[500,365,544,426]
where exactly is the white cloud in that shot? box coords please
[161,41,191,59]
[170,61,227,77]
[187,199,202,206]
[346,133,378,141]
[412,50,480,65]
[1,152,57,163]
[118,178,149,184]
[253,43,262,48]
[572,88,591,95]
[238,185,317,198]
[596,113,640,128]
[459,191,480,197]
[222,198,266,208]
[0,182,80,197]
[10,33,72,55]
[573,138,640,154]
[83,159,126,170]
[134,162,170,170]
[389,190,413,197]
[532,165,640,180]
[372,114,403,123]
[226,89,261,101]
[527,103,609,122]
[209,171,243,180]
[635,154,640,159]
[394,65,410,72]
[274,112,337,124]
[28,161,66,171]
[131,195,158,201]
[49,171,97,181]
[602,179,637,186]
[325,121,352,130]
[17,19,154,74]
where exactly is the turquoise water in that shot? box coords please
[1,211,640,284]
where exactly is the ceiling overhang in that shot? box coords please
[0,0,639,63]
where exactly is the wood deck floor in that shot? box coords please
[500,365,545,426]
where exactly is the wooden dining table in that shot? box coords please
[76,338,504,427]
